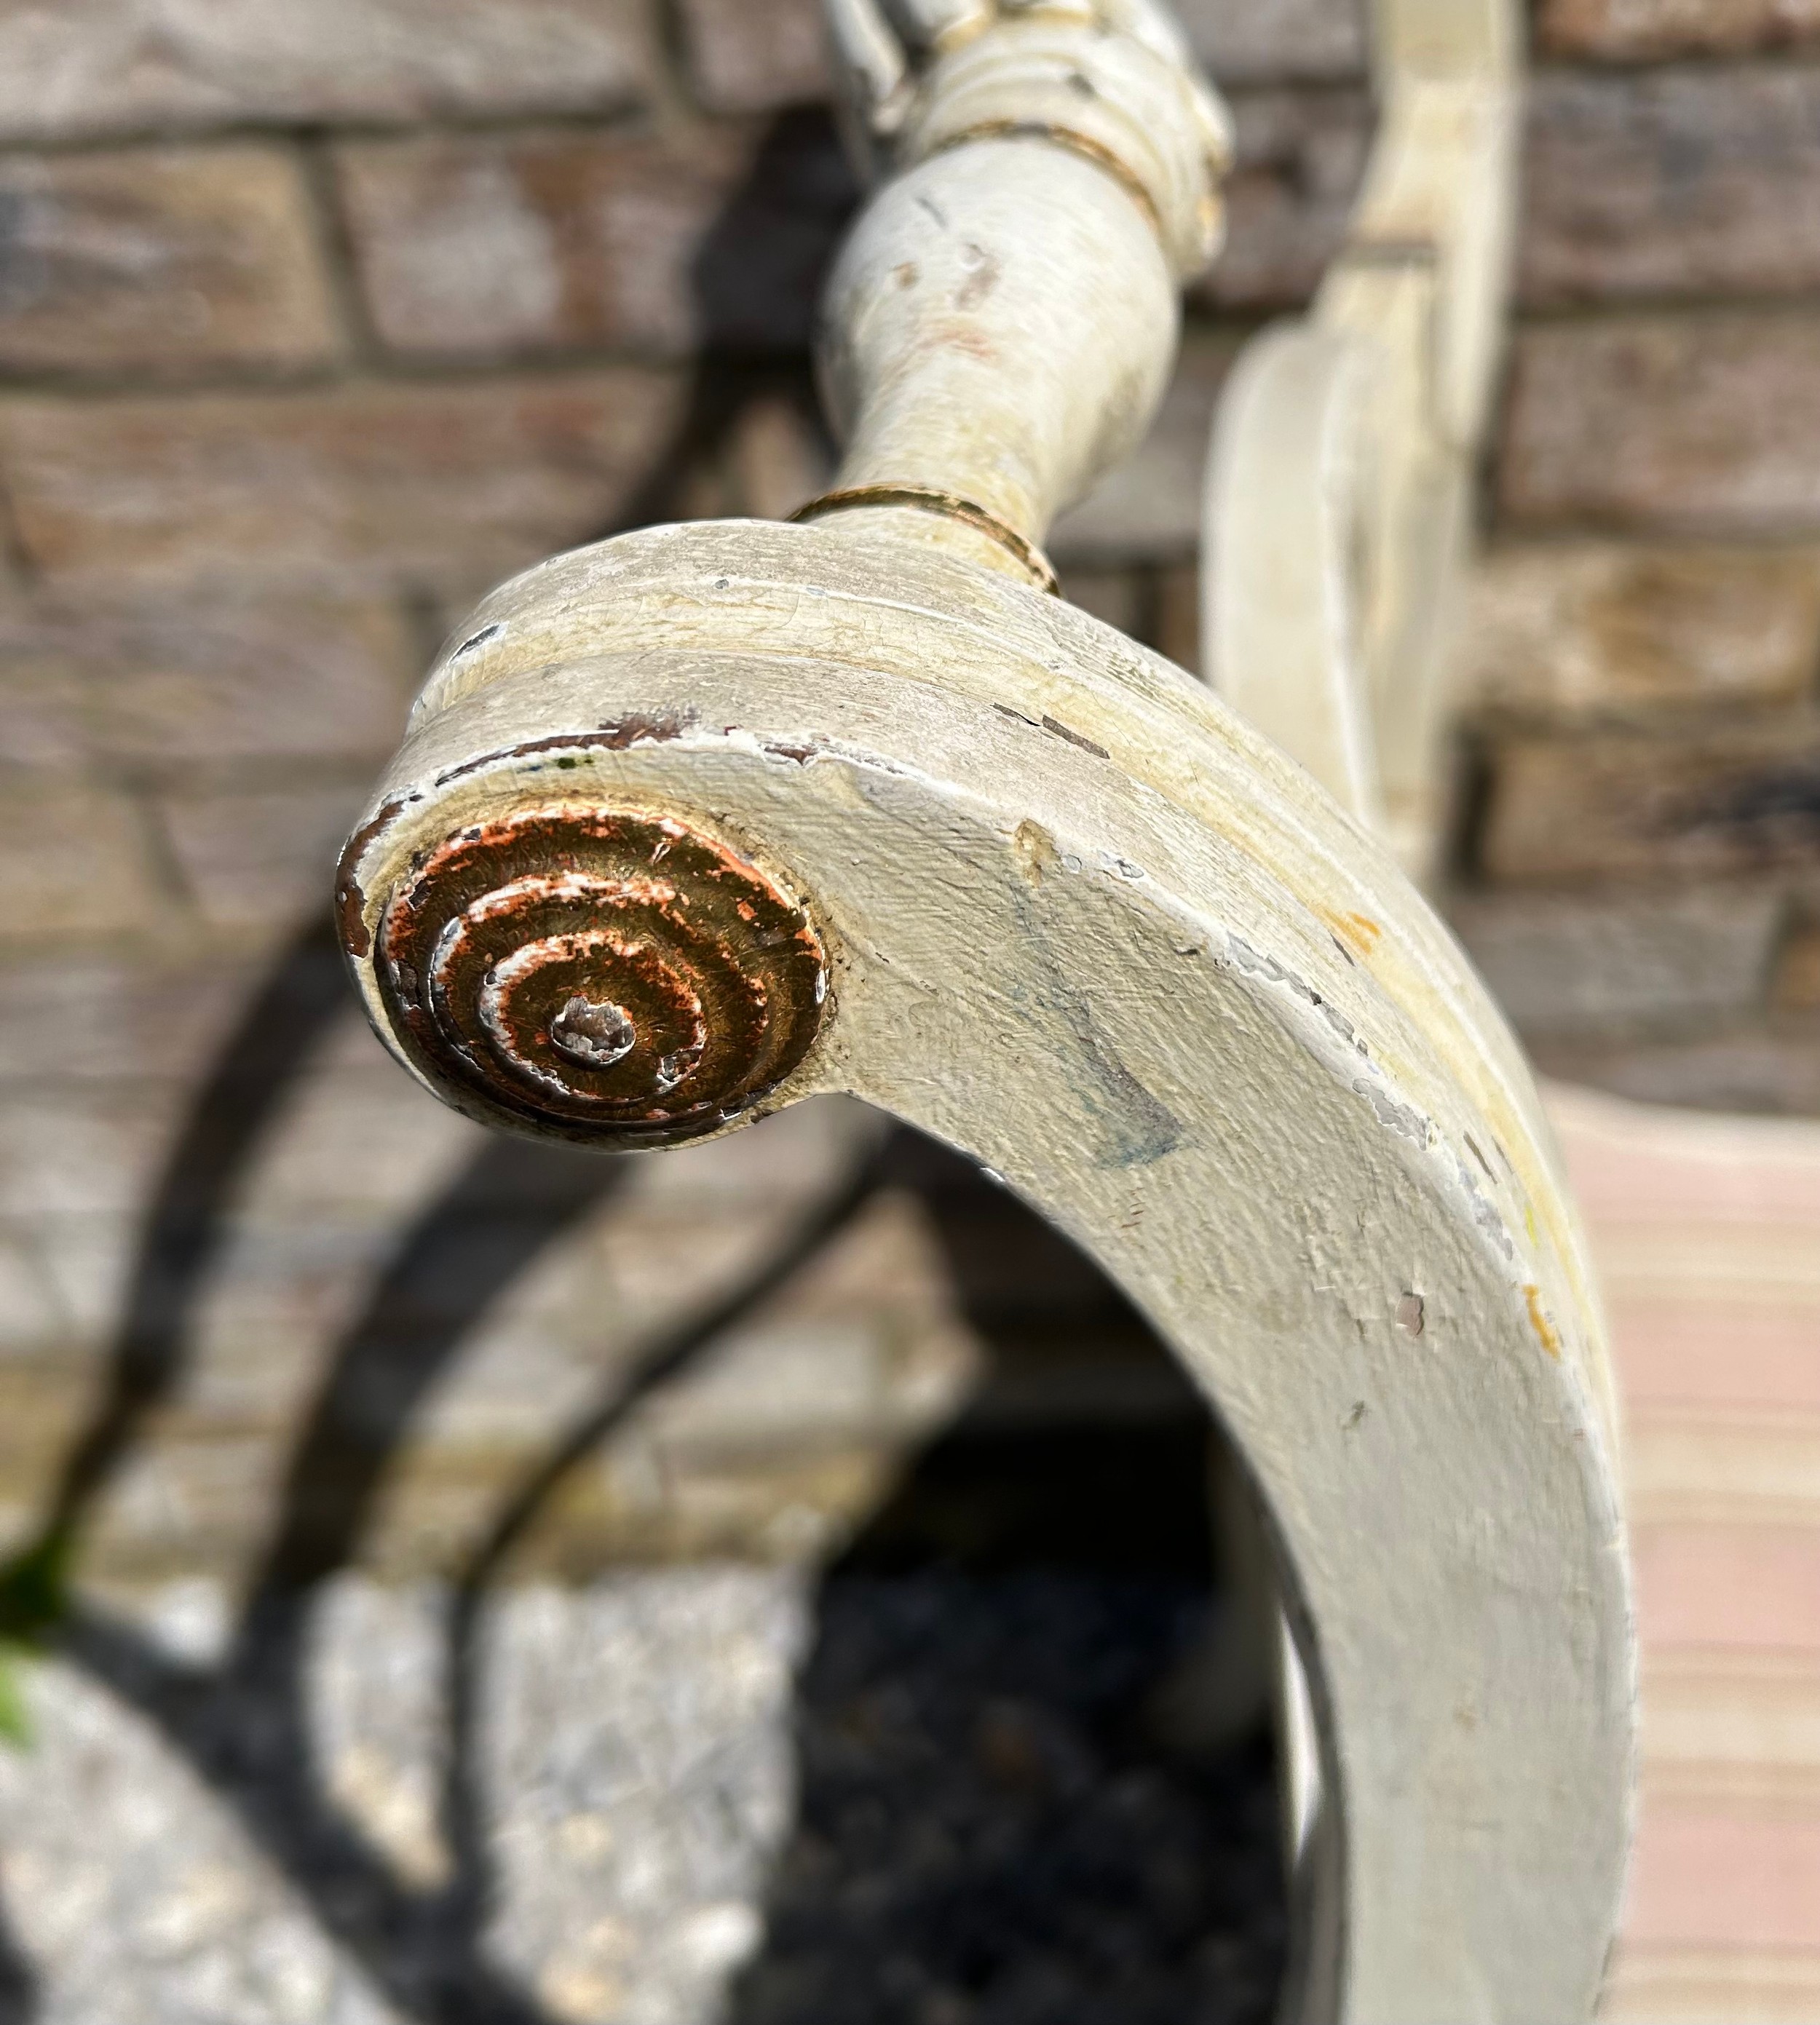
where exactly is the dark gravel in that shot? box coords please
[729,1569,1286,2025]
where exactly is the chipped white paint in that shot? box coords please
[339,4,1633,2018]
[1204,0,1520,881]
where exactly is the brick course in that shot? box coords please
[1193,87,1372,312]
[0,0,658,143]
[335,116,857,362]
[676,0,833,114]
[0,144,342,376]
[0,370,687,593]
[0,782,173,944]
[1537,0,1820,59]
[1501,315,1820,534]
[1461,543,1820,724]
[1520,66,1820,306]
[0,595,416,768]
[1480,719,1820,884]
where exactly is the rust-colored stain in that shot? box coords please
[335,792,419,958]
[930,119,1165,240]
[431,716,697,793]
[789,483,1058,593]
[1320,907,1384,959]
[1524,1284,1562,1360]
[368,804,825,1148]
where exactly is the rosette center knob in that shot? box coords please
[549,994,638,1069]
[364,801,828,1147]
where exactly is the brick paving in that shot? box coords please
[1552,1087,1820,2021]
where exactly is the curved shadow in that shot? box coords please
[0,912,349,1643]
[726,1141,1286,2025]
[57,1121,888,2025]
[0,1906,33,2025]
[0,104,1281,2024]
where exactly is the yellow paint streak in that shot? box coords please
[1320,906,1384,958]
[1012,818,1061,885]
[1524,1285,1562,1360]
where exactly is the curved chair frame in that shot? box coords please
[337,5,1635,2016]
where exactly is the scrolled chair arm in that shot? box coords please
[336,4,1634,2018]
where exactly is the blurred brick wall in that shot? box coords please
[1461,0,1820,1114]
[1,0,1819,1593]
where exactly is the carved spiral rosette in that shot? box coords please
[373,805,827,1146]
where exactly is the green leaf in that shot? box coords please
[0,1644,32,1751]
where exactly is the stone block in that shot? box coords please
[1192,87,1372,311]
[1636,1524,1820,1661]
[0,1226,66,1352]
[676,0,1369,114]
[638,1094,881,1213]
[0,370,687,595]
[223,1055,481,1217]
[676,0,831,114]
[0,594,416,770]
[1501,316,1820,536]
[156,778,368,932]
[336,114,855,361]
[1175,0,1369,84]
[1536,1030,1820,1117]
[723,392,833,520]
[1448,884,1784,1041]
[1624,1795,1820,1954]
[1479,719,1820,884]
[1460,542,1820,725]
[0,144,341,375]
[1154,562,1202,675]
[1537,0,1820,60]
[0,782,172,943]
[0,952,259,1082]
[0,0,657,144]
[0,1083,181,1219]
[28,1210,138,1345]
[1051,337,1237,566]
[1775,919,1820,1018]
[1060,569,1146,642]
[1521,68,1820,307]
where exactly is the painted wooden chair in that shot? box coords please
[336,2,1634,2015]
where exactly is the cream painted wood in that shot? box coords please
[338,4,1634,2016]
[341,524,1634,2022]
[1205,0,1530,1919]
[812,0,1230,585]
[1203,0,1520,881]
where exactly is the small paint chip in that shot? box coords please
[1396,1293,1425,1339]
[1040,715,1110,759]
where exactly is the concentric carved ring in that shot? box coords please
[375,805,826,1146]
